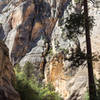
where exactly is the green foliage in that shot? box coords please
[14,62,62,100]
[60,1,94,40]
[68,49,86,67]
[60,6,94,68]
[39,83,62,100]
[23,62,33,78]
[62,12,94,39]
[48,48,53,55]
[84,91,89,100]
[96,79,100,99]
[74,0,83,3]
[85,79,100,100]
[15,72,40,100]
[15,64,21,73]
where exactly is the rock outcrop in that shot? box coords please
[0,41,20,100]
[0,0,100,100]
[0,24,4,40]
[0,0,10,13]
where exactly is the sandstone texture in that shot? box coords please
[0,41,20,100]
[0,0,100,100]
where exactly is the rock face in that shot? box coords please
[0,24,4,40]
[0,41,20,100]
[0,0,100,100]
[0,0,10,13]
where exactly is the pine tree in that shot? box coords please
[84,0,97,100]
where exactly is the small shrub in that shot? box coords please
[84,91,89,100]
[14,62,62,100]
[23,62,33,78]
[48,48,53,55]
[15,64,21,73]
[15,72,40,100]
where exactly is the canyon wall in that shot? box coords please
[0,40,20,100]
[0,0,100,99]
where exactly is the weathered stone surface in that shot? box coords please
[0,0,10,13]
[91,34,100,80]
[66,66,88,100]
[45,52,87,100]
[0,0,100,100]
[0,41,20,100]
[5,28,17,57]
[44,2,100,100]
[0,0,68,66]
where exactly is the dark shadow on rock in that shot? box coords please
[11,0,51,65]
[0,24,5,40]
[33,0,51,21]
[68,49,86,68]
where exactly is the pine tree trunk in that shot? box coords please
[84,0,97,100]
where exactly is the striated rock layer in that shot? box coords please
[0,41,20,100]
[0,0,100,100]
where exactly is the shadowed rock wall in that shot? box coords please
[0,41,20,100]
